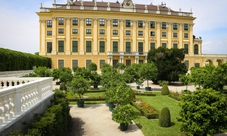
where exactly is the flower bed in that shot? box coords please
[133,90,156,96]
[168,91,183,101]
[131,98,159,119]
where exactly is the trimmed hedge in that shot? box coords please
[159,107,171,127]
[131,99,159,119]
[0,48,51,71]
[161,85,170,95]
[133,90,156,96]
[68,97,106,101]
[8,89,71,136]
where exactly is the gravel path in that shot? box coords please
[67,104,144,136]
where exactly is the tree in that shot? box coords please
[122,63,142,84]
[179,73,191,91]
[88,62,97,72]
[214,62,227,91]
[116,62,125,73]
[138,62,158,88]
[179,88,227,135]
[147,47,187,83]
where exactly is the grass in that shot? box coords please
[133,92,186,136]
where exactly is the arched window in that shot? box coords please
[194,44,198,54]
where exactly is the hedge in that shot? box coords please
[0,48,51,71]
[133,90,156,96]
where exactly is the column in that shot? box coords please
[40,20,45,55]
[157,22,161,47]
[107,19,111,52]
[189,24,194,55]
[66,17,71,55]
[167,23,172,48]
[132,20,137,52]
[119,20,124,52]
[80,18,84,55]
[179,23,183,50]
[52,17,57,55]
[144,21,149,52]
[93,18,98,55]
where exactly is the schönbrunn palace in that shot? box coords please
[37,0,227,71]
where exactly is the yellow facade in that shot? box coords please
[37,0,227,71]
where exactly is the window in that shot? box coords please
[47,42,52,53]
[173,23,178,30]
[72,18,78,26]
[126,20,131,27]
[173,33,178,38]
[194,44,198,54]
[195,63,200,68]
[126,60,131,66]
[58,41,64,52]
[113,19,118,27]
[173,43,178,48]
[184,24,188,30]
[47,31,52,36]
[139,60,143,63]
[113,30,118,35]
[113,41,118,52]
[47,20,52,27]
[162,32,166,37]
[100,60,105,69]
[162,22,166,29]
[86,18,92,26]
[86,29,92,34]
[58,60,64,68]
[72,60,78,69]
[184,33,188,38]
[150,31,155,36]
[138,42,143,54]
[86,41,92,52]
[113,60,118,68]
[86,60,92,68]
[184,44,188,54]
[72,29,78,34]
[150,43,155,50]
[99,41,105,52]
[162,43,166,48]
[126,30,131,35]
[58,28,64,34]
[138,20,143,28]
[184,60,189,68]
[138,31,143,36]
[126,42,131,53]
[99,29,105,34]
[72,41,78,52]
[58,18,64,25]
[100,19,105,26]
[150,21,155,28]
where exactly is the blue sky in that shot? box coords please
[0,0,227,54]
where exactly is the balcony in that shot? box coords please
[107,51,147,56]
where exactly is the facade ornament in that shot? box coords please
[94,1,97,7]
[107,2,110,7]
[145,5,147,10]
[54,0,56,4]
[190,8,192,13]
[168,7,171,12]
[40,3,43,8]
[81,0,83,6]
[157,5,160,11]
[52,17,56,20]
[179,8,181,12]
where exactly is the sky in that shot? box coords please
[0,0,227,54]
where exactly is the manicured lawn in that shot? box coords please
[133,92,186,136]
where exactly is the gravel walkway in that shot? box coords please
[67,104,144,136]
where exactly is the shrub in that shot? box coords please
[7,130,23,136]
[169,91,182,101]
[161,85,169,95]
[60,82,67,91]
[159,107,171,127]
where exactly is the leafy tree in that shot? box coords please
[214,62,227,91]
[88,62,97,72]
[138,62,158,87]
[179,73,191,91]
[179,88,227,135]
[59,67,73,83]
[52,68,61,82]
[122,63,142,84]
[117,62,126,73]
[147,47,187,83]
[74,67,91,80]
[34,66,52,77]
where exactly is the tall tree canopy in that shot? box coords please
[147,47,187,83]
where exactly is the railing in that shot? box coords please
[0,77,54,131]
[0,70,33,77]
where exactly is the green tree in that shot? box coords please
[179,73,191,91]
[138,62,158,88]
[179,88,227,135]
[117,62,126,73]
[147,47,187,83]
[214,62,227,91]
[122,63,142,84]
[88,62,97,72]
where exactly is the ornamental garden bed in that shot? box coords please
[168,91,183,101]
[131,98,159,119]
[133,90,156,96]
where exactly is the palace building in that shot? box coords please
[37,0,227,71]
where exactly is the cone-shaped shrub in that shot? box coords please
[161,85,169,95]
[159,107,171,127]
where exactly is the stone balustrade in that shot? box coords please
[0,77,54,133]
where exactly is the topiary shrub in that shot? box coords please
[161,85,169,95]
[159,107,171,127]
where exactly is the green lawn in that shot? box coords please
[133,92,186,136]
